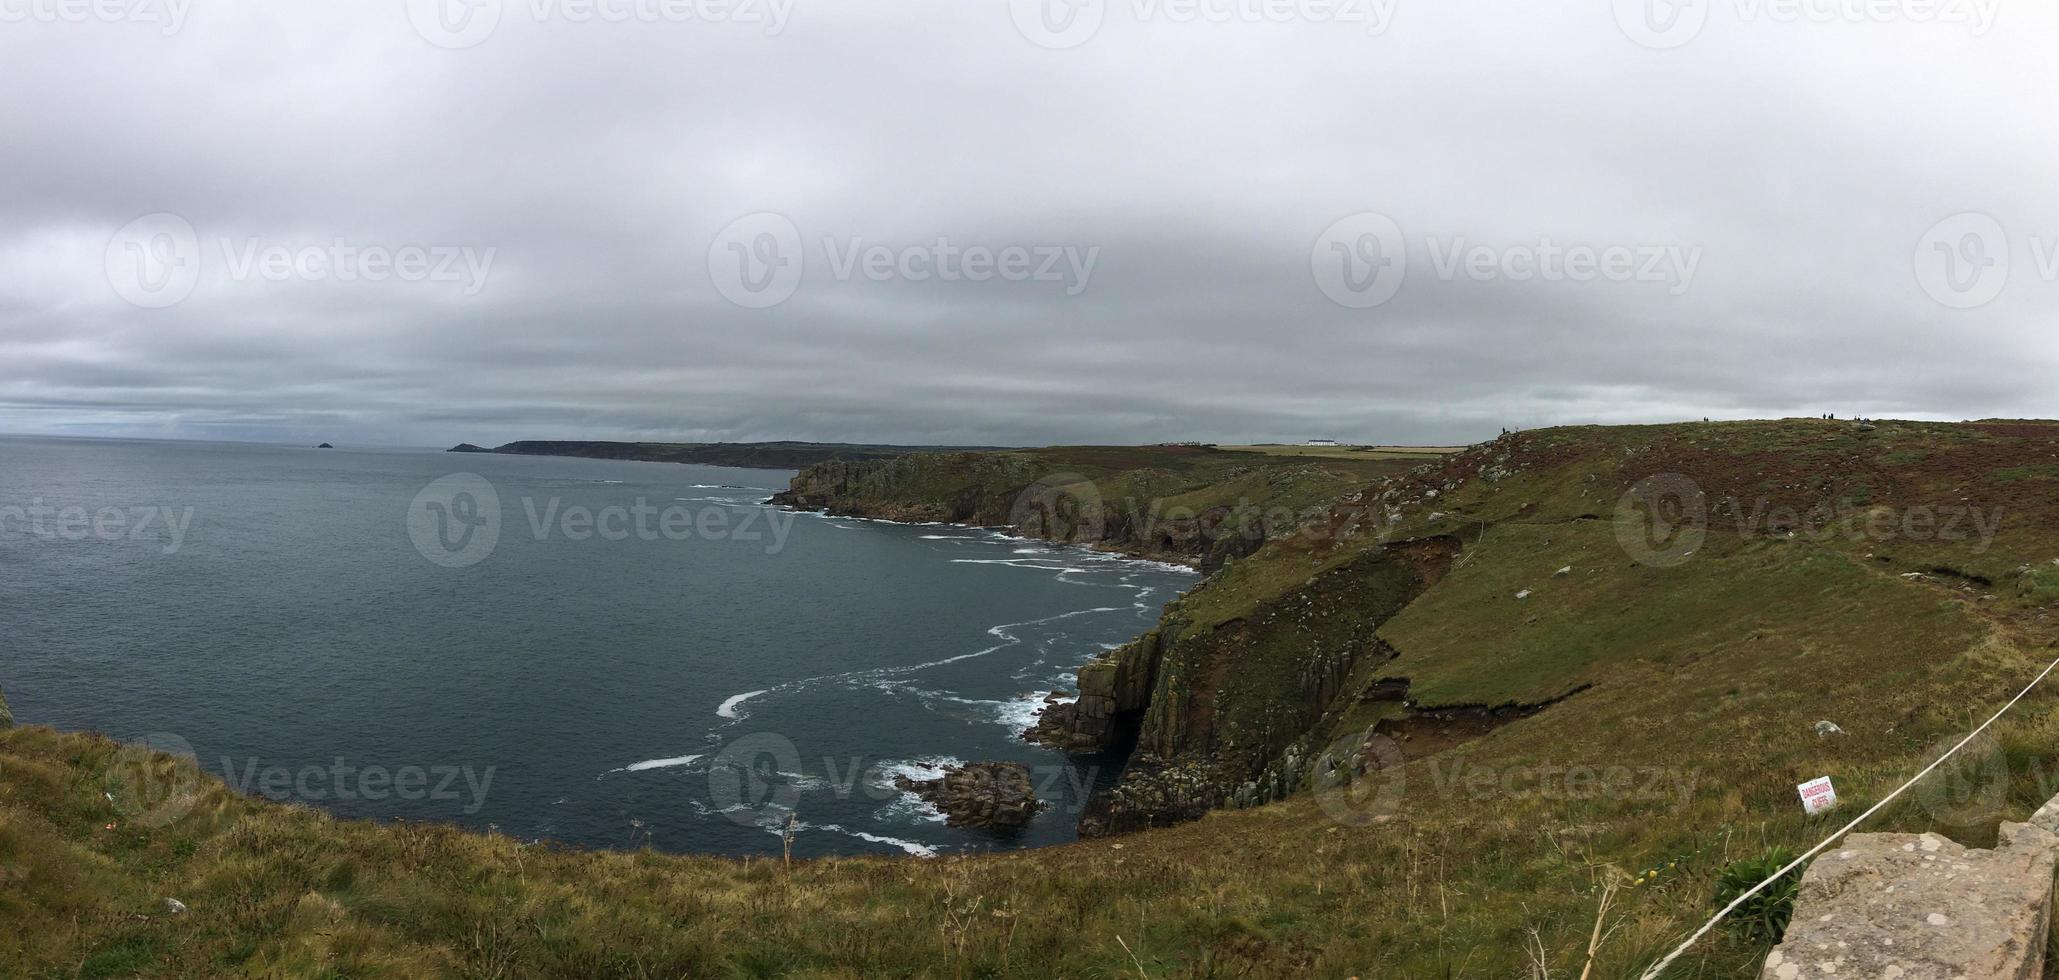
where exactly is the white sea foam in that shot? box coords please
[598,753,704,777]
[768,817,942,858]
[692,556,1175,751]
[911,690,1056,736]
[687,799,777,820]
[828,827,939,857]
[994,692,1052,735]
[877,756,964,785]
[870,757,961,825]
[774,770,828,791]
[950,558,1090,573]
[717,689,770,720]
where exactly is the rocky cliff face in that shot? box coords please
[772,454,1040,525]
[1032,535,1462,834]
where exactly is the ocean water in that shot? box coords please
[0,435,1194,858]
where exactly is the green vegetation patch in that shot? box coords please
[1993,464,2059,483]
[1380,520,1982,708]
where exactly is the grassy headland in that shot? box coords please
[14,419,2059,977]
[771,443,1431,568]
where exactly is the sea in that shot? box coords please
[0,435,1194,858]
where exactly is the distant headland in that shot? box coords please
[444,439,1003,469]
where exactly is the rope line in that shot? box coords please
[1637,648,2059,979]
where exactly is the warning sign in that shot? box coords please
[1797,776,1837,815]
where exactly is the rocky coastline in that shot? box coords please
[893,762,1044,832]
[773,447,1465,837]
[767,453,1343,570]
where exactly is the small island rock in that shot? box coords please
[894,761,1044,832]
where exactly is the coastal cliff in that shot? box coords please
[770,442,1484,831]
[1032,536,1460,833]
[770,445,1417,568]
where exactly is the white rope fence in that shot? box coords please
[1637,648,2059,980]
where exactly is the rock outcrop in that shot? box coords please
[893,762,1044,832]
[1032,536,1462,835]
[1026,630,1165,751]
[1761,822,2059,979]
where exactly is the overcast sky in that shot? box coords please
[2,0,2053,448]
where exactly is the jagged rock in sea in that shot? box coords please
[447,443,491,453]
[316,443,334,449]
[893,762,1044,832]
[1026,630,1165,753]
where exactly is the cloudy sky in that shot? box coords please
[2,0,2053,448]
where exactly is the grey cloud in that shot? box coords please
[1,3,2056,448]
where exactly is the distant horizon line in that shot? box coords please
[8,416,2023,455]
[0,430,1494,452]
